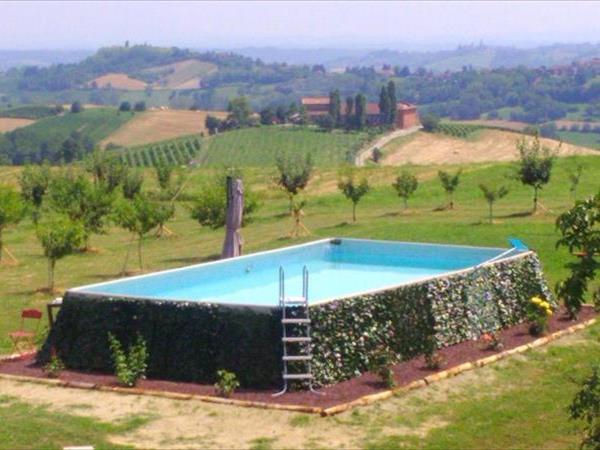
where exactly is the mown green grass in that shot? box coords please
[15,107,134,143]
[198,126,375,167]
[0,394,149,449]
[0,154,599,354]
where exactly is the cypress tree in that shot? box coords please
[355,94,366,130]
[387,80,397,125]
[345,96,354,129]
[378,86,391,124]
[329,90,341,128]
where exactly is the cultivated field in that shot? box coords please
[197,126,377,167]
[140,59,218,89]
[383,129,597,165]
[0,117,35,132]
[0,154,599,448]
[101,109,227,148]
[90,73,148,90]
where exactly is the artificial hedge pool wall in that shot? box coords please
[39,252,553,388]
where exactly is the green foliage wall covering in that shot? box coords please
[40,252,551,388]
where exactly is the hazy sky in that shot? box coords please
[2,1,599,50]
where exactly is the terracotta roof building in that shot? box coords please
[301,96,419,129]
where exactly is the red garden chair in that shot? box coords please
[9,309,42,355]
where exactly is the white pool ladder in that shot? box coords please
[273,265,321,397]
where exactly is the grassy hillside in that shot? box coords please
[198,126,376,167]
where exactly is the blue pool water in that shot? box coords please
[72,238,518,306]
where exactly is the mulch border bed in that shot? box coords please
[0,306,596,416]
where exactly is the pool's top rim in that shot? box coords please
[67,237,526,308]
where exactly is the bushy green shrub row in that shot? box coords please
[119,137,202,167]
[436,122,482,138]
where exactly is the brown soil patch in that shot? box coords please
[90,73,147,90]
[383,130,598,166]
[100,109,227,148]
[0,117,35,132]
[1,306,594,411]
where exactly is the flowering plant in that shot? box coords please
[527,296,553,335]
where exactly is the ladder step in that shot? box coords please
[284,296,307,304]
[282,318,311,324]
[283,355,312,361]
[283,373,313,380]
[282,337,311,343]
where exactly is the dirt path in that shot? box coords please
[383,129,598,166]
[355,126,421,166]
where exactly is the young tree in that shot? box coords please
[122,169,144,199]
[387,80,397,125]
[479,184,509,223]
[338,168,370,222]
[0,186,25,263]
[275,152,314,212]
[378,86,391,123]
[37,214,84,292]
[392,171,419,210]
[355,94,367,130]
[568,164,584,200]
[19,164,51,224]
[516,134,556,213]
[48,173,114,251]
[438,170,462,209]
[114,194,162,272]
[154,158,172,191]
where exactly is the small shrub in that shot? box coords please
[478,332,504,351]
[368,344,397,388]
[526,296,553,336]
[425,352,446,370]
[43,348,65,378]
[214,370,240,398]
[108,333,148,387]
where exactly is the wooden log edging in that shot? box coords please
[0,318,596,417]
[320,318,597,416]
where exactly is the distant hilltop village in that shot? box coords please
[301,96,419,130]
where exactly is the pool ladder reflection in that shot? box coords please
[273,265,322,397]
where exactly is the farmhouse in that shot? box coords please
[301,96,420,129]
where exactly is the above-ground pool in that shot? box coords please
[71,238,518,306]
[42,238,552,388]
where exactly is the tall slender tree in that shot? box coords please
[387,80,397,125]
[328,90,341,128]
[345,96,354,129]
[355,94,367,130]
[378,86,391,124]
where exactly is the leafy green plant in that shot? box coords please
[43,348,65,378]
[0,185,25,263]
[526,296,553,336]
[570,364,600,449]
[479,184,509,223]
[107,333,148,387]
[214,370,240,398]
[556,192,600,319]
[368,344,397,388]
[275,151,314,212]
[516,134,556,213]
